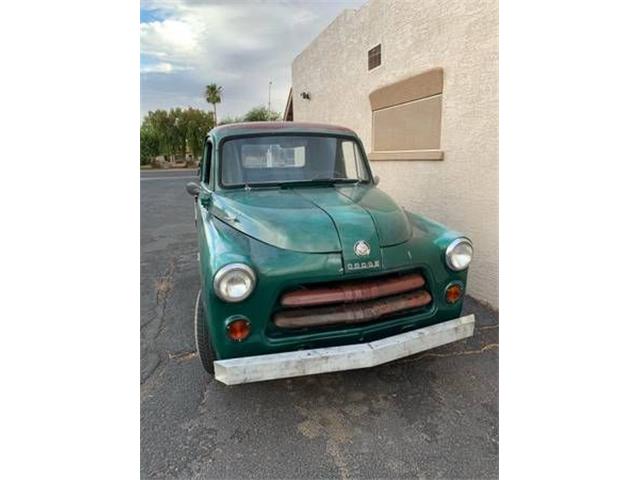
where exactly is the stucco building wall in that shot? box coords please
[291,0,498,308]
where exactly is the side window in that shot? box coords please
[201,141,212,184]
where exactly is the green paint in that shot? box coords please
[194,123,470,360]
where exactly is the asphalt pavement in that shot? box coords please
[140,169,499,479]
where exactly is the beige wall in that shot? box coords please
[291,0,498,308]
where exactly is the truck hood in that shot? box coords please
[211,186,412,260]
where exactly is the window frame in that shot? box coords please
[200,138,214,188]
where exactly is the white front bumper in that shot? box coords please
[213,314,475,385]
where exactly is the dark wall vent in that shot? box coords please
[368,44,381,70]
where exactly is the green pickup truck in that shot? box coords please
[186,122,474,384]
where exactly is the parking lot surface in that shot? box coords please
[140,169,499,479]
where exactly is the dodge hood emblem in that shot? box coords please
[354,240,371,257]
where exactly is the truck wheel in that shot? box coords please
[194,289,216,375]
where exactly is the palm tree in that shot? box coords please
[205,83,222,125]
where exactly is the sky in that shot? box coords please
[140,0,368,121]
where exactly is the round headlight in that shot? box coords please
[445,238,473,271]
[213,264,256,302]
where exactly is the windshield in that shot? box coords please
[220,135,370,187]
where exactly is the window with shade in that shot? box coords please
[368,67,444,161]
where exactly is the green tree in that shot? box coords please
[183,107,215,159]
[168,108,188,158]
[205,83,223,125]
[141,107,214,164]
[218,115,244,125]
[143,109,172,154]
[244,106,281,122]
[140,124,160,165]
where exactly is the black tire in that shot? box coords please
[195,289,216,375]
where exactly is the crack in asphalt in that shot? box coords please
[196,376,215,413]
[417,342,499,358]
[154,258,177,306]
[169,351,198,362]
[141,257,177,385]
[477,324,499,331]
[398,341,499,364]
[295,398,357,479]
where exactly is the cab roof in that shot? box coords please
[209,121,357,142]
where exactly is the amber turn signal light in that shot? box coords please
[445,284,463,304]
[227,318,251,342]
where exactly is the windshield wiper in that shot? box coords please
[314,177,358,183]
[279,178,359,188]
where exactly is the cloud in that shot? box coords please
[141,62,193,74]
[140,0,367,120]
[140,19,201,59]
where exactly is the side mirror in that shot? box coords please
[373,175,380,185]
[186,182,201,197]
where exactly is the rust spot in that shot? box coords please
[281,272,425,307]
[274,289,431,328]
